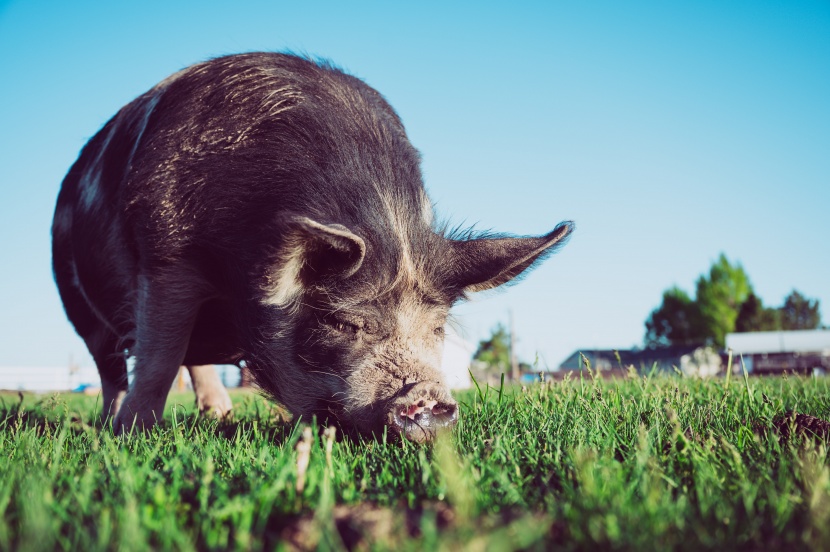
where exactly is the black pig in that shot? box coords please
[52,53,573,442]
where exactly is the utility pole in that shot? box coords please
[509,309,519,382]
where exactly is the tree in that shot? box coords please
[472,323,511,373]
[780,290,821,330]
[735,292,780,332]
[645,254,754,348]
[695,254,752,347]
[645,287,706,348]
[645,256,825,347]
[735,289,820,332]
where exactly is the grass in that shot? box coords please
[1,371,829,551]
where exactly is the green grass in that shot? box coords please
[1,372,829,551]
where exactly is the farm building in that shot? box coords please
[725,329,830,375]
[557,345,722,378]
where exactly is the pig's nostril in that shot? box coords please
[432,403,458,424]
[400,398,437,420]
[431,403,454,417]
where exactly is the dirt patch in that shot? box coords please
[280,501,457,551]
[772,411,830,442]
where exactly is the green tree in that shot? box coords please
[695,254,752,347]
[645,254,753,348]
[780,290,821,330]
[646,256,825,347]
[735,292,781,332]
[645,286,706,348]
[472,323,511,373]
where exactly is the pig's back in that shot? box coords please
[54,53,432,317]
[118,53,427,263]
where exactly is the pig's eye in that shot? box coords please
[332,320,360,335]
[325,315,363,336]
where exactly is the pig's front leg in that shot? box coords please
[187,364,233,418]
[113,270,209,435]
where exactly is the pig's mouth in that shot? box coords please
[386,382,459,444]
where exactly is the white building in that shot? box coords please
[726,330,830,374]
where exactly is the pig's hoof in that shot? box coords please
[196,389,233,419]
[111,410,156,436]
[390,387,458,443]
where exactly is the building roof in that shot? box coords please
[726,330,830,355]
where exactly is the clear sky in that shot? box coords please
[1,0,828,374]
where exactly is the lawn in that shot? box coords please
[1,370,829,551]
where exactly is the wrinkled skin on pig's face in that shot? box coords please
[251,252,461,442]
[301,293,451,439]
[244,213,574,442]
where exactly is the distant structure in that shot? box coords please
[0,364,99,392]
[726,330,830,375]
[557,345,722,378]
[0,364,240,393]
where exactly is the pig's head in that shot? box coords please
[250,215,573,443]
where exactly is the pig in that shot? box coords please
[51,52,573,443]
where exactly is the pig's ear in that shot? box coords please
[264,217,365,306]
[448,221,573,293]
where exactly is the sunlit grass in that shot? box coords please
[2,372,829,550]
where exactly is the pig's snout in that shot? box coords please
[388,382,458,443]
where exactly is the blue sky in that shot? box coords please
[1,0,828,373]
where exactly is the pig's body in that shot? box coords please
[52,53,573,442]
